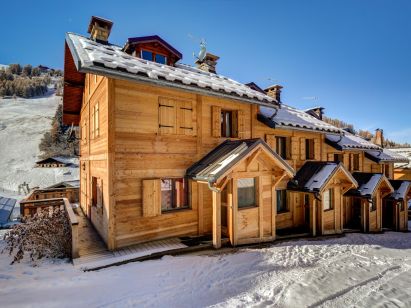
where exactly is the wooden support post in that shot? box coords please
[227,181,234,245]
[258,176,264,240]
[198,184,204,235]
[363,200,367,233]
[212,190,221,249]
[312,199,317,237]
[232,180,238,246]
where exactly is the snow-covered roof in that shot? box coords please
[65,33,278,107]
[186,139,294,184]
[389,148,411,168]
[388,180,411,201]
[258,105,342,134]
[325,133,381,151]
[287,162,357,193]
[365,149,409,164]
[346,173,393,198]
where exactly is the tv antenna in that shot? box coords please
[189,33,207,62]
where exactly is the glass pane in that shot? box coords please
[155,54,167,64]
[277,190,287,212]
[161,179,173,210]
[141,50,153,61]
[238,178,256,208]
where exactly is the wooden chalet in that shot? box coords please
[62,16,409,251]
[35,157,67,168]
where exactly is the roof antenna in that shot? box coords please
[188,33,207,62]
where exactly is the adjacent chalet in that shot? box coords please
[62,16,409,251]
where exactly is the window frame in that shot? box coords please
[141,49,168,64]
[352,153,360,171]
[237,178,258,209]
[323,188,334,211]
[221,109,238,138]
[275,136,288,160]
[160,178,190,213]
[334,153,343,163]
[276,189,289,213]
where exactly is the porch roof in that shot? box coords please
[186,138,294,185]
[325,132,381,151]
[365,149,409,164]
[387,180,411,201]
[287,162,357,193]
[345,172,393,198]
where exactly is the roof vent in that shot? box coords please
[87,16,113,44]
[195,53,219,74]
[265,85,283,103]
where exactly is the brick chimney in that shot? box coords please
[265,85,283,103]
[87,16,113,44]
[195,53,219,74]
[374,128,384,147]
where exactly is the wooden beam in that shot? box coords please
[312,199,317,236]
[212,190,221,249]
[272,172,287,189]
[245,148,262,171]
[232,179,238,246]
[198,183,204,235]
[258,176,264,240]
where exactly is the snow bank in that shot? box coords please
[0,95,79,195]
[0,227,410,307]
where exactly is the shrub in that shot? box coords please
[2,207,71,264]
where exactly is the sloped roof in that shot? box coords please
[325,132,381,151]
[257,104,342,134]
[389,148,411,168]
[186,139,294,184]
[345,172,393,198]
[64,33,278,109]
[387,180,411,201]
[125,35,183,60]
[365,149,409,163]
[287,162,357,193]
[35,157,68,165]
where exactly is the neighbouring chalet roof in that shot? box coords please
[0,196,17,226]
[257,104,342,134]
[35,157,68,165]
[186,138,294,185]
[325,132,381,151]
[386,180,411,201]
[46,180,80,189]
[345,172,393,198]
[365,149,409,164]
[389,148,411,169]
[287,162,357,193]
[63,33,278,125]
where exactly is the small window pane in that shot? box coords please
[221,110,233,138]
[276,136,287,159]
[155,54,167,64]
[277,190,288,213]
[238,178,256,208]
[161,178,189,211]
[141,50,153,61]
[323,189,333,210]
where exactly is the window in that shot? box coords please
[323,189,333,211]
[276,136,288,159]
[221,110,237,138]
[238,178,257,208]
[141,50,168,64]
[384,164,391,178]
[305,139,315,160]
[370,197,377,211]
[155,54,167,64]
[352,154,360,171]
[161,178,189,211]
[277,190,288,213]
[334,154,343,163]
[141,50,153,61]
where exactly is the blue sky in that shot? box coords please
[1,0,410,143]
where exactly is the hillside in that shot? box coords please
[0,93,79,197]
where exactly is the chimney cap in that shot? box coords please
[87,16,113,34]
[264,84,283,92]
[195,52,220,64]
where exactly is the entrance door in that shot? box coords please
[304,194,310,226]
[382,200,394,229]
[349,198,362,229]
[221,186,229,237]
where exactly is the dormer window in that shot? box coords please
[140,50,168,64]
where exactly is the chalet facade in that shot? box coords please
[63,16,409,250]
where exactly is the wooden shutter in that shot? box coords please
[291,137,299,161]
[343,153,350,170]
[314,139,320,160]
[178,101,194,135]
[237,110,245,139]
[212,106,221,138]
[359,154,363,171]
[143,179,161,217]
[159,98,176,134]
[97,179,103,208]
[286,137,292,160]
[300,138,306,161]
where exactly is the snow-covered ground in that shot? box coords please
[0,94,79,196]
[0,225,410,307]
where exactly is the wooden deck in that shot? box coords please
[73,207,194,271]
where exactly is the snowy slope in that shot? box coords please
[0,226,410,307]
[0,94,79,195]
